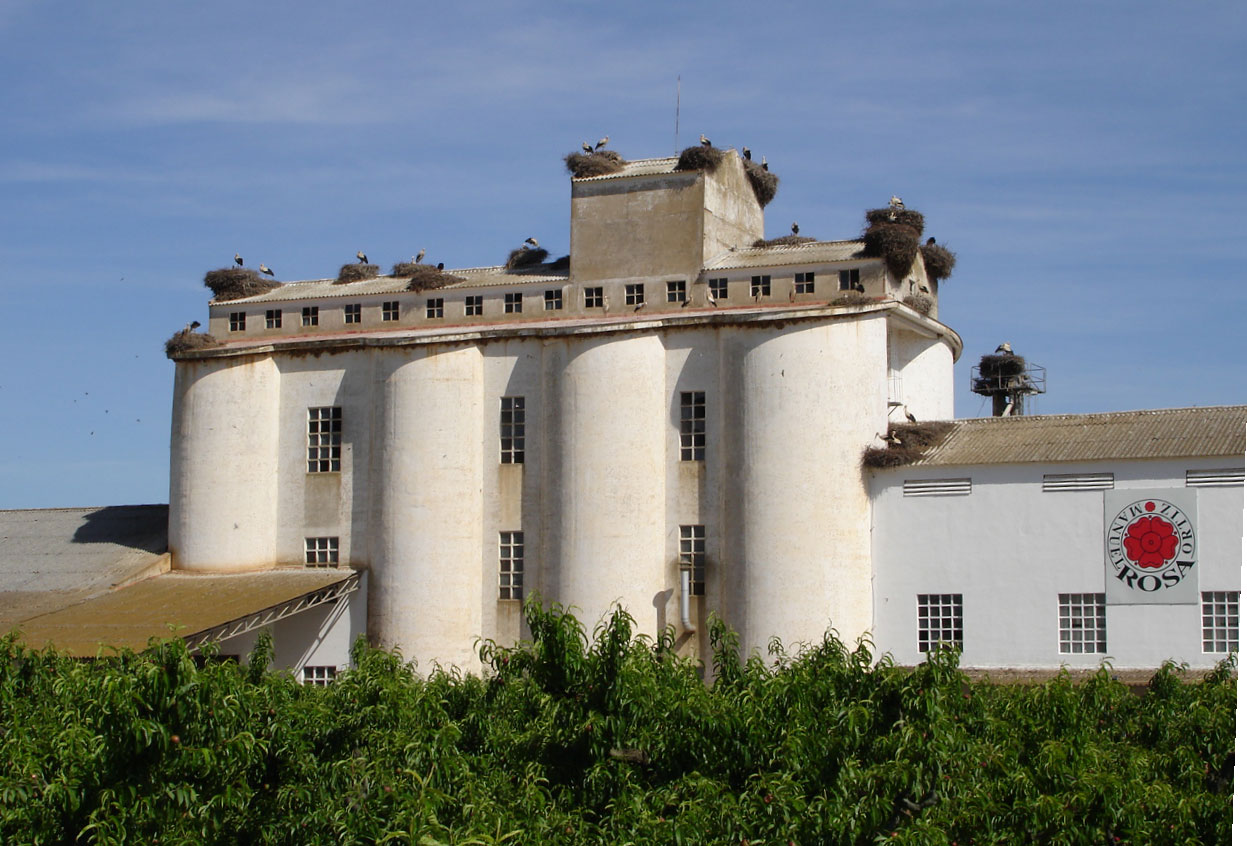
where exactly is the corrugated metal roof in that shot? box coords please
[573,156,682,181]
[704,240,871,271]
[12,569,355,657]
[913,406,1247,466]
[217,265,570,305]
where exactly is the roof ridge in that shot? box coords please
[951,405,1247,424]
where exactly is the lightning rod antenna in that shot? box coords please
[674,75,681,155]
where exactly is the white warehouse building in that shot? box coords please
[4,145,1240,677]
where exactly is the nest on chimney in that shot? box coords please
[565,150,626,178]
[203,268,281,302]
[335,264,380,284]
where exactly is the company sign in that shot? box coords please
[1104,489,1197,605]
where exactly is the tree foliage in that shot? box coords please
[0,601,1234,844]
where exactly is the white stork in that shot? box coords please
[234,253,244,267]
[595,136,609,150]
[259,263,274,277]
[415,248,426,263]
[995,342,1013,354]
[357,250,368,264]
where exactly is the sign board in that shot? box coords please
[1104,489,1198,605]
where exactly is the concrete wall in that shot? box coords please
[870,458,1244,669]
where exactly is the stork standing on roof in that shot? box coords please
[234,253,244,267]
[357,251,368,264]
[700,133,712,147]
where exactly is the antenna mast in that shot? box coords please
[674,75,681,154]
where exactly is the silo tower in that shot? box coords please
[971,343,1046,416]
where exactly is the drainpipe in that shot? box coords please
[680,570,696,632]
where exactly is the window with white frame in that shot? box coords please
[839,268,860,291]
[426,297,444,319]
[1058,593,1106,654]
[465,295,483,316]
[307,406,342,472]
[544,289,563,310]
[625,283,645,306]
[382,301,399,321]
[265,309,282,329]
[302,666,337,686]
[666,280,686,303]
[344,303,361,324]
[795,272,815,294]
[504,292,523,313]
[499,531,524,600]
[679,525,706,596]
[304,537,339,567]
[229,312,246,332]
[584,287,604,308]
[679,391,705,461]
[708,278,728,300]
[917,594,962,652]
[302,306,319,327]
[750,275,771,297]
[1202,591,1239,653]
[500,396,525,464]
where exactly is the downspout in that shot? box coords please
[680,570,696,632]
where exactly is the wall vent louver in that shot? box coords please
[1043,472,1114,492]
[903,477,972,497]
[1186,468,1245,488]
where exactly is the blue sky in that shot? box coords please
[1,1,1244,508]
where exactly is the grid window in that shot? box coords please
[917,594,963,652]
[751,275,771,297]
[344,303,361,324]
[679,391,706,461]
[302,666,337,686]
[839,268,861,291]
[304,536,339,567]
[795,272,815,294]
[625,283,645,306]
[500,396,525,464]
[265,309,282,329]
[1202,591,1239,653]
[544,289,563,310]
[307,406,342,472]
[229,312,246,332]
[382,301,399,321]
[505,293,523,314]
[584,287,604,308]
[499,531,524,600]
[679,525,706,596]
[302,306,319,327]
[709,277,728,300]
[1058,593,1106,654]
[465,295,483,316]
[667,280,686,303]
[426,297,444,319]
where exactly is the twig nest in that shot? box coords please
[203,268,280,302]
[165,329,220,358]
[861,223,920,277]
[753,235,815,248]
[743,159,779,207]
[674,145,724,172]
[902,294,934,316]
[921,242,957,280]
[565,150,625,178]
[401,264,464,292]
[335,264,380,284]
[505,247,549,270]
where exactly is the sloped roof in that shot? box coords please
[705,240,871,271]
[572,156,682,181]
[914,406,1247,466]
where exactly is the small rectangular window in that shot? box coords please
[679,525,706,596]
[1202,591,1239,653]
[304,537,339,567]
[465,295,483,316]
[505,293,523,313]
[426,298,444,319]
[795,272,815,294]
[229,312,246,332]
[265,309,282,329]
[499,531,524,600]
[302,306,319,327]
[307,406,342,473]
[500,396,525,464]
[625,283,645,306]
[343,303,361,324]
[839,268,861,291]
[750,275,771,297]
[666,280,686,303]
[301,666,337,686]
[1058,593,1106,654]
[679,391,706,461]
[708,278,728,300]
[584,287,604,308]
[917,594,962,652]
[382,301,399,321]
[544,289,563,311]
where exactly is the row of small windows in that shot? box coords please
[906,470,1244,496]
[917,591,1238,654]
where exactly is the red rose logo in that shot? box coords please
[1123,516,1178,569]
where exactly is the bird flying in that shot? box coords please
[234,253,244,267]
[259,263,274,277]
[595,136,609,150]
[524,237,539,248]
[357,251,368,264]
[996,342,1013,354]
[889,195,904,209]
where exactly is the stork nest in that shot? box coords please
[921,242,957,280]
[505,247,550,270]
[753,235,816,248]
[902,294,934,316]
[674,145,724,172]
[164,329,220,358]
[977,353,1027,380]
[743,159,779,207]
[861,222,920,277]
[865,208,925,236]
[401,264,464,292]
[203,268,281,302]
[565,150,625,178]
[549,254,570,272]
[335,263,380,284]
[831,292,875,307]
[861,421,955,469]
